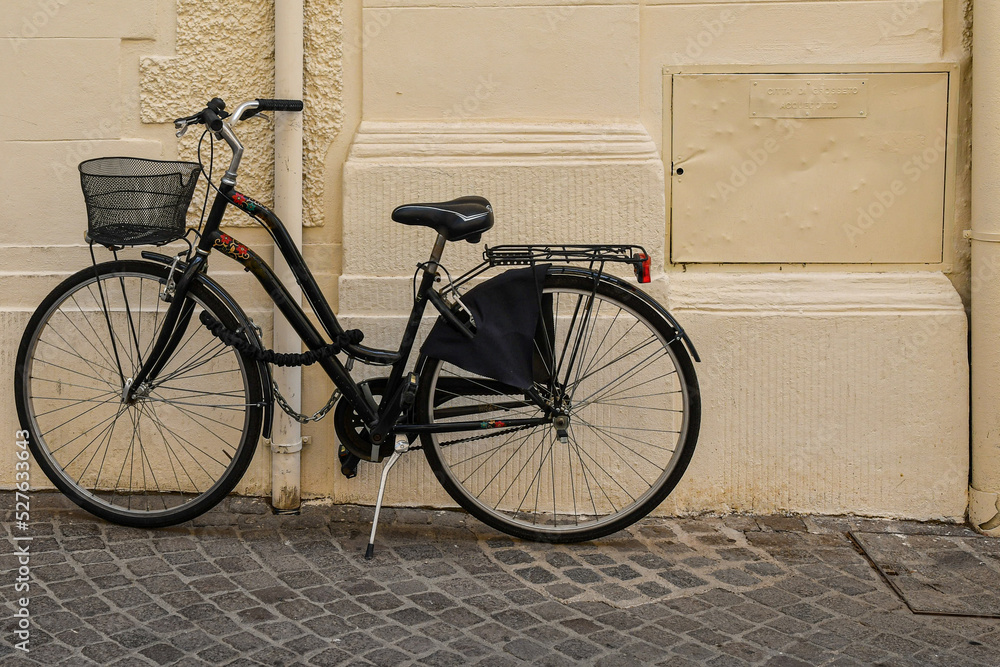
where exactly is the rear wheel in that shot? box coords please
[14,260,265,527]
[418,271,700,542]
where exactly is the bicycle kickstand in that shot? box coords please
[365,437,409,560]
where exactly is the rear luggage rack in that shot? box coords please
[484,244,652,284]
[449,244,655,290]
[484,244,647,267]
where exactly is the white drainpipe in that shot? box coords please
[270,0,305,513]
[969,0,1000,533]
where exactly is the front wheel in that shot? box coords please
[418,271,700,542]
[14,260,265,527]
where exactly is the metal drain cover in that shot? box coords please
[850,531,1000,618]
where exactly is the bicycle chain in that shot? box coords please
[409,422,538,450]
[271,381,341,424]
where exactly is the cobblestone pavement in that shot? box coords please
[3,494,1000,666]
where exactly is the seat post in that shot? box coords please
[428,233,447,265]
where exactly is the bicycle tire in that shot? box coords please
[418,271,700,542]
[14,259,265,527]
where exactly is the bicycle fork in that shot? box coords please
[124,253,206,403]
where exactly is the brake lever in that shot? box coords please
[174,113,201,138]
[235,109,270,124]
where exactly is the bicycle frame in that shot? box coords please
[15,96,703,554]
[127,183,551,448]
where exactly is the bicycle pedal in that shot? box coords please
[338,444,360,479]
[400,373,419,408]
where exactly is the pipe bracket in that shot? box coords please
[268,435,310,455]
[965,230,1000,243]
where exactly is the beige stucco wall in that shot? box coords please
[336,0,972,519]
[1,0,974,522]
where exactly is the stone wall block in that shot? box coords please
[0,0,156,40]
[660,272,969,519]
[0,39,122,141]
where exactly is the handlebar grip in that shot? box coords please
[202,108,225,132]
[256,98,304,112]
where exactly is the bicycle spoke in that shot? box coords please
[572,433,637,504]
[565,436,580,525]
[568,296,604,393]
[31,375,118,394]
[490,435,548,512]
[119,274,144,368]
[60,403,129,484]
[566,427,599,521]
[564,334,661,400]
[111,409,141,505]
[155,339,234,387]
[154,367,242,384]
[140,283,166,363]
[142,401,223,490]
[68,290,122,372]
[39,327,119,379]
[148,412,236,472]
[566,424,620,512]
[144,397,249,411]
[574,415,667,481]
[517,428,555,525]
[449,426,541,470]
[559,293,596,390]
[137,403,185,505]
[572,417,679,454]
[84,403,129,495]
[154,333,224,382]
[573,305,621,389]
[40,393,124,442]
[455,428,542,491]
[570,345,667,408]
[553,292,585,387]
[31,356,119,392]
[162,400,249,434]
[580,367,678,408]
[31,389,121,420]
[40,326,120,385]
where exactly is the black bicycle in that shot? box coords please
[14,97,701,555]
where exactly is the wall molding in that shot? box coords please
[349,121,660,165]
[669,271,966,314]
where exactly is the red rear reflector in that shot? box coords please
[633,253,651,283]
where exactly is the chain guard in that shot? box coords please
[333,380,388,462]
[332,379,418,462]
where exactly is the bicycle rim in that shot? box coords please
[420,273,699,542]
[15,261,263,527]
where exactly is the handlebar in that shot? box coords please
[172,97,303,186]
[173,97,303,137]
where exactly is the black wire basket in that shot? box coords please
[79,157,202,247]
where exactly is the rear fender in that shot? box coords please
[545,265,700,362]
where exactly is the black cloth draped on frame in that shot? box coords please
[420,264,550,390]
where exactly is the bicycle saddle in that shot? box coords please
[391,196,494,243]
